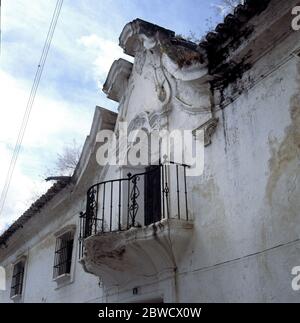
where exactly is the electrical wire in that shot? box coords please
[0,0,64,216]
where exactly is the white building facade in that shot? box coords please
[1,0,300,303]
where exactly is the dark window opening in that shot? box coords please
[53,231,74,278]
[10,260,25,298]
[144,165,161,226]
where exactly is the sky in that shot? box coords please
[0,0,228,233]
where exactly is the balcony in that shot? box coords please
[78,163,193,288]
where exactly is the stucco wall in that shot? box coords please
[175,49,300,302]
[0,205,101,303]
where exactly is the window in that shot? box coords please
[10,260,25,298]
[53,231,74,279]
[144,165,161,226]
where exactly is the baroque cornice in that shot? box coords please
[103,59,133,103]
[119,19,175,57]
[161,52,209,83]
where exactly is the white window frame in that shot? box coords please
[10,256,27,302]
[53,224,76,288]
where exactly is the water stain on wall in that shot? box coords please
[266,62,300,207]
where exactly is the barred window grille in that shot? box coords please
[53,231,74,278]
[10,260,25,298]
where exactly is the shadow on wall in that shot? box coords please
[0,266,5,291]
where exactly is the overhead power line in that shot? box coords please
[0,0,64,217]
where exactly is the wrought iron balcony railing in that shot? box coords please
[79,162,190,259]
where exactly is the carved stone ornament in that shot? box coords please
[128,110,168,134]
[162,53,209,83]
[193,117,219,147]
[119,19,175,57]
[152,56,173,110]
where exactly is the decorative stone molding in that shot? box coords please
[162,53,209,83]
[119,19,175,57]
[193,117,219,147]
[103,59,133,103]
[80,219,193,288]
[110,18,217,153]
[174,83,212,116]
[152,57,173,111]
[148,110,169,131]
[161,52,212,116]
[128,110,168,134]
[116,19,214,120]
[127,112,151,133]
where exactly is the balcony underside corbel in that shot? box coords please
[80,218,193,288]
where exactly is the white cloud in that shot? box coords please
[0,70,93,232]
[0,1,126,233]
[77,34,133,86]
[0,71,92,149]
[0,142,52,235]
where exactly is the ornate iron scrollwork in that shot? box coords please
[79,162,190,250]
[129,175,140,227]
[85,187,97,237]
[163,182,170,218]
